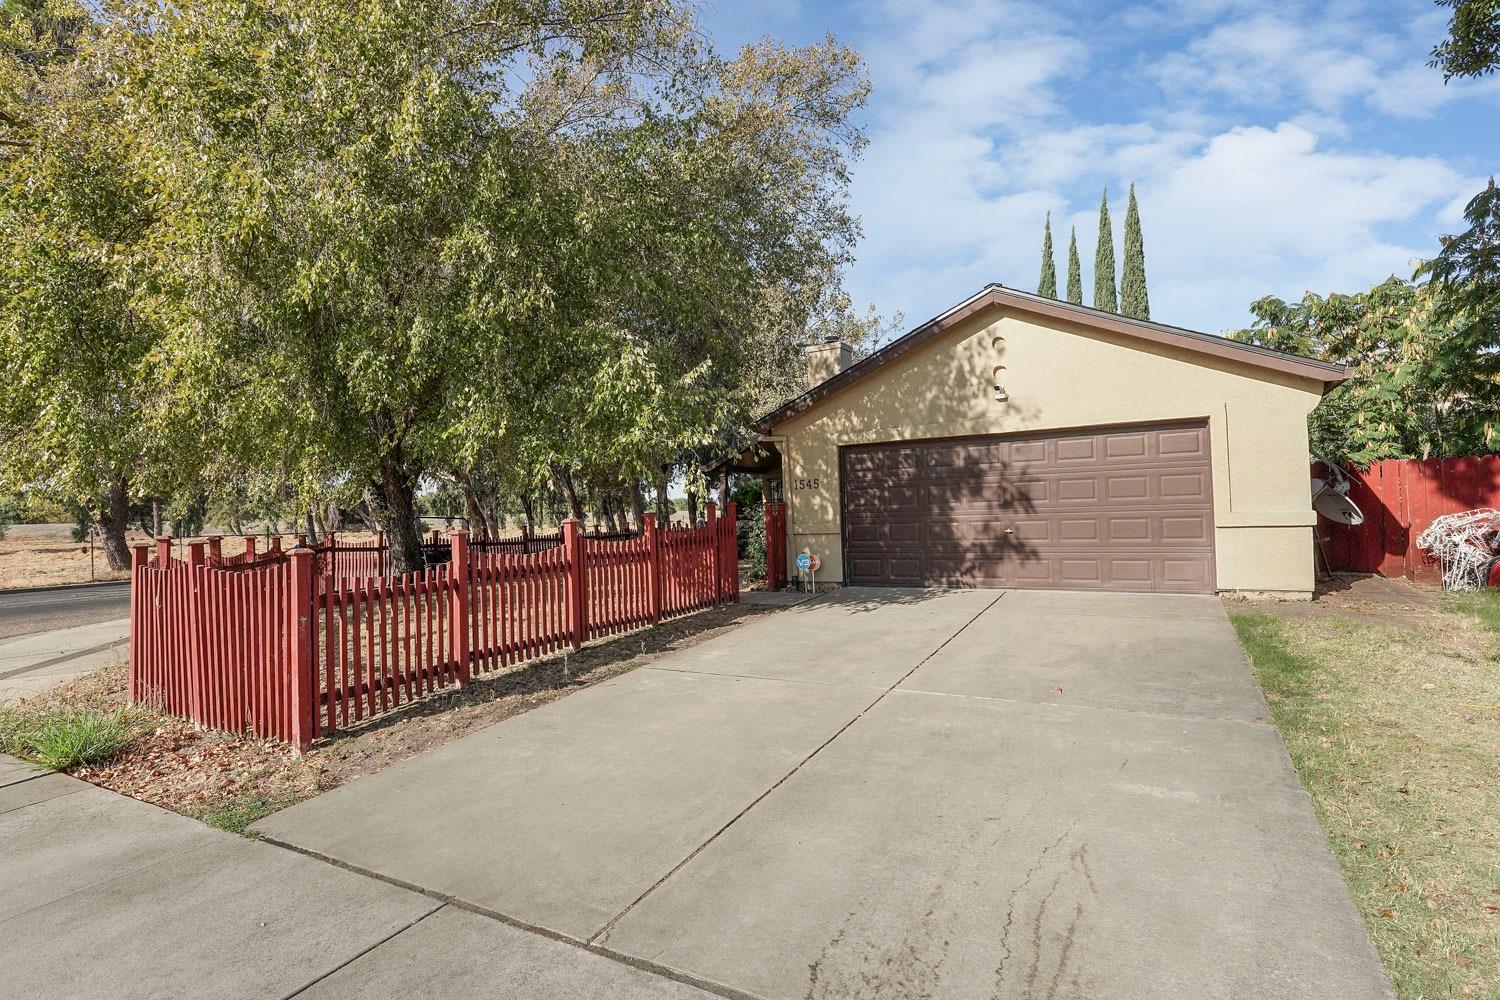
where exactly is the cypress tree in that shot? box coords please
[1094,188,1117,312]
[1066,227,1082,304]
[1038,212,1057,297]
[1121,183,1150,319]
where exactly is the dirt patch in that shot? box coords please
[18,602,776,824]
[1227,573,1443,629]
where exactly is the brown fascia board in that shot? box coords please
[754,284,1350,432]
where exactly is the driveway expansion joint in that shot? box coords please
[588,589,1009,948]
[258,833,768,1000]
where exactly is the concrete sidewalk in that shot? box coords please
[0,618,128,702]
[0,754,720,999]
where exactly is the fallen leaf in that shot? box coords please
[1050,686,1063,695]
[1353,840,1365,850]
[1453,955,1471,969]
[1380,908,1394,918]
[1421,683,1436,690]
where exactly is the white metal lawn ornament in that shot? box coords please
[1415,508,1500,591]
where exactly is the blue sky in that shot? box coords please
[697,0,1499,336]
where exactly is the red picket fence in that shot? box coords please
[1316,456,1500,583]
[130,506,738,748]
[131,538,307,742]
[764,501,787,591]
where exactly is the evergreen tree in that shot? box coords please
[1094,189,1117,312]
[1038,212,1057,297]
[1121,183,1150,319]
[1066,227,1082,304]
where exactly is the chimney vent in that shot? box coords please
[805,339,852,389]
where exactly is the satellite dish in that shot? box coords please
[1313,487,1364,526]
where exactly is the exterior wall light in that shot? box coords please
[993,383,1009,402]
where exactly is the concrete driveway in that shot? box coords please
[255,588,1392,1000]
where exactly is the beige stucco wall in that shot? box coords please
[771,305,1326,595]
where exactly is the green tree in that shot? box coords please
[0,2,180,569]
[107,2,869,574]
[1431,0,1500,79]
[1231,277,1499,463]
[1120,184,1149,319]
[1093,189,1117,312]
[1066,227,1083,304]
[1038,212,1057,298]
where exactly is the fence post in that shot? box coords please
[562,518,586,649]
[245,536,257,560]
[269,536,283,555]
[287,548,316,751]
[186,542,207,720]
[724,501,738,603]
[643,513,662,623]
[706,502,720,605]
[207,535,222,562]
[128,544,149,700]
[449,530,471,685]
[156,535,172,566]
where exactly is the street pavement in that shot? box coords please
[0,582,131,641]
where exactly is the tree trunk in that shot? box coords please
[602,494,618,534]
[150,499,163,538]
[628,482,645,531]
[313,507,328,543]
[718,471,730,507]
[452,468,490,540]
[520,493,536,536]
[656,468,669,521]
[686,488,699,526]
[99,476,132,571]
[553,465,585,522]
[378,460,424,577]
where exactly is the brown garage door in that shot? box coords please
[840,422,1215,593]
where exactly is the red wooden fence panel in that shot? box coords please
[131,510,739,749]
[1317,456,1500,583]
[764,501,787,591]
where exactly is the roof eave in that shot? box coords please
[755,285,1350,430]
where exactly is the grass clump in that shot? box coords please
[0,704,140,770]
[194,793,303,836]
[1445,588,1500,641]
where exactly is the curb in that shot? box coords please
[0,580,130,597]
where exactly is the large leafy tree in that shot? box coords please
[1231,277,1499,464]
[0,1,182,568]
[98,1,869,572]
[1431,0,1500,79]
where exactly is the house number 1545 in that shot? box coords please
[794,478,821,491]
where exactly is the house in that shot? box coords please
[726,284,1347,598]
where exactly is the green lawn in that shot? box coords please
[1232,594,1498,1000]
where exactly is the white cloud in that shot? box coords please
[711,0,1496,336]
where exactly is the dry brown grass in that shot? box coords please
[0,529,382,590]
[0,529,138,589]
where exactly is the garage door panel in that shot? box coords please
[841,423,1215,593]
